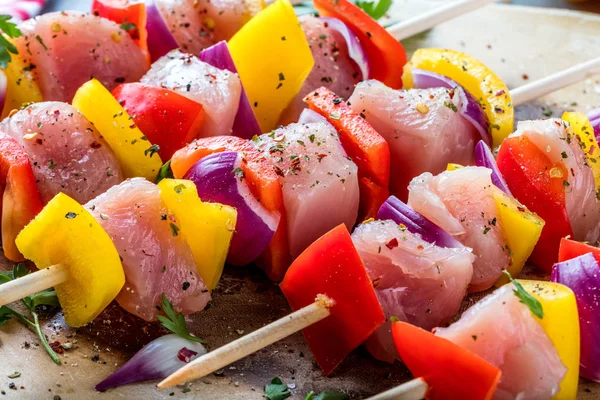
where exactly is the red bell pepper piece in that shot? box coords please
[171,136,290,280]
[497,135,573,272]
[304,87,390,220]
[92,0,150,65]
[392,321,501,400]
[558,238,600,264]
[0,136,44,261]
[112,83,205,160]
[279,224,385,375]
[313,0,406,89]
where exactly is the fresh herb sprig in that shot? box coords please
[157,293,204,343]
[264,377,348,400]
[0,15,22,69]
[155,159,174,184]
[503,271,544,319]
[356,0,392,20]
[0,264,61,364]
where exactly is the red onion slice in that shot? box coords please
[184,151,280,266]
[0,70,6,114]
[145,0,179,62]
[551,252,600,382]
[378,195,463,248]
[95,334,206,391]
[199,41,262,139]
[319,17,369,81]
[588,108,600,141]
[412,68,491,146]
[474,140,512,196]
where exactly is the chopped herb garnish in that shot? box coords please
[561,151,568,159]
[542,108,553,117]
[309,134,316,143]
[169,222,180,237]
[355,0,392,20]
[482,227,491,235]
[443,101,458,112]
[144,144,160,158]
[503,271,544,319]
[0,15,21,69]
[157,294,204,342]
[329,112,341,120]
[35,35,48,50]
[0,264,61,364]
[563,180,570,187]
[48,158,57,170]
[155,159,174,184]
[278,72,285,81]
[65,212,78,219]
[173,184,186,194]
[232,167,245,179]
[297,140,306,147]
[264,377,291,400]
[119,22,137,31]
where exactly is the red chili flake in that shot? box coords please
[273,165,284,176]
[90,141,101,149]
[177,347,199,363]
[316,154,327,162]
[517,206,525,212]
[372,278,381,288]
[49,341,65,354]
[416,244,424,250]
[522,74,529,80]
[53,109,60,116]
[385,238,399,250]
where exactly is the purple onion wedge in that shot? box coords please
[551,252,600,382]
[588,108,600,141]
[145,0,179,62]
[319,17,369,81]
[412,68,491,145]
[377,195,463,248]
[184,151,280,266]
[199,41,261,139]
[0,70,5,113]
[95,334,206,391]
[474,140,512,195]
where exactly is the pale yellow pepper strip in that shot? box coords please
[158,179,237,291]
[15,193,125,327]
[446,163,464,171]
[518,280,580,400]
[228,0,314,132]
[1,37,43,118]
[562,112,600,192]
[403,48,513,147]
[493,189,544,286]
[72,79,163,180]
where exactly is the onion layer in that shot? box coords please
[474,140,512,195]
[298,108,328,125]
[144,0,179,62]
[319,17,369,81]
[377,195,463,248]
[551,252,600,382]
[588,108,600,141]
[199,41,262,139]
[0,69,6,114]
[184,151,280,266]
[412,68,491,145]
[95,334,206,391]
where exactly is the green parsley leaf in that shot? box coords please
[264,377,291,400]
[444,101,458,112]
[503,271,544,319]
[0,306,12,326]
[157,294,204,343]
[173,183,186,194]
[232,167,245,179]
[169,222,180,237]
[144,144,160,158]
[355,0,392,20]
[155,159,174,184]
[0,15,21,38]
[542,108,553,117]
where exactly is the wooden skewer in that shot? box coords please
[387,0,498,41]
[365,378,429,400]
[511,57,600,107]
[0,264,68,306]
[157,294,335,389]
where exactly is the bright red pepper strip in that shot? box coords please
[113,83,205,160]
[0,136,44,261]
[171,136,290,280]
[304,87,390,220]
[280,224,385,375]
[313,0,406,89]
[92,0,150,65]
[392,321,501,400]
[558,238,600,264]
[497,135,573,273]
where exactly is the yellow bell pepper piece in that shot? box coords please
[15,193,125,327]
[562,112,600,191]
[403,49,513,147]
[518,280,580,400]
[493,189,544,286]
[1,38,44,118]
[446,163,464,171]
[158,179,237,291]
[72,79,163,180]
[228,0,314,131]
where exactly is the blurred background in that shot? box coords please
[45,0,600,13]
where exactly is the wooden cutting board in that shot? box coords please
[1,2,599,399]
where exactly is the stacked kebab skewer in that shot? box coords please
[0,0,599,399]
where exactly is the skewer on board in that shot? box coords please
[157,56,600,390]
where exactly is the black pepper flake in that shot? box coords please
[278,72,285,81]
[114,77,126,83]
[182,281,191,291]
[332,97,342,105]
[65,212,78,219]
